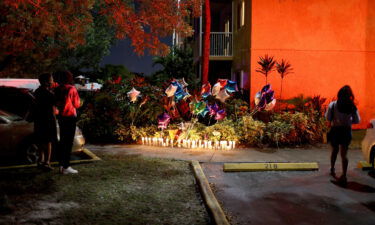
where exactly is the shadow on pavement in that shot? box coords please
[330,180,375,193]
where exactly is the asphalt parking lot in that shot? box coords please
[88,144,375,225]
[202,162,375,225]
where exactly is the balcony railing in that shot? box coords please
[209,32,233,57]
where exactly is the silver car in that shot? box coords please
[361,119,375,166]
[0,109,85,165]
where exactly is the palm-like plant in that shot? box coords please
[276,59,293,99]
[256,54,276,85]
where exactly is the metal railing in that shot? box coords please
[207,32,233,57]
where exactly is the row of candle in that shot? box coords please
[141,137,236,150]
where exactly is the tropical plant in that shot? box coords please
[283,94,312,112]
[256,54,276,84]
[276,59,293,99]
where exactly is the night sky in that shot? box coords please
[100,38,171,76]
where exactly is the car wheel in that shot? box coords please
[24,143,39,164]
[19,139,39,164]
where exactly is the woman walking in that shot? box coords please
[325,85,360,185]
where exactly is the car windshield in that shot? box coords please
[0,109,23,121]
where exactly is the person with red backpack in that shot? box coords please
[55,71,81,175]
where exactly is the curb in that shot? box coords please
[191,160,230,225]
[0,148,101,170]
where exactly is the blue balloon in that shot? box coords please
[225,80,238,93]
[200,106,210,117]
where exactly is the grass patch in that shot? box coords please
[0,153,209,225]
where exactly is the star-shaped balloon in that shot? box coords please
[215,109,226,120]
[208,103,219,116]
[157,112,171,129]
[225,80,238,93]
[215,89,230,103]
[177,78,188,88]
[201,83,211,98]
[212,83,221,96]
[127,87,141,103]
[265,99,277,111]
[254,84,275,110]
[165,84,177,97]
[217,79,228,88]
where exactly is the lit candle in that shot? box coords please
[171,139,174,147]
[208,141,212,149]
[166,138,169,147]
[233,141,236,149]
[141,137,145,145]
[204,140,207,149]
[187,140,191,148]
[215,141,219,150]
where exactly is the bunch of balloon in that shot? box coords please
[252,84,276,115]
[164,78,191,119]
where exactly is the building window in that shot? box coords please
[237,0,245,29]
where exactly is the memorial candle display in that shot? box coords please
[140,137,236,150]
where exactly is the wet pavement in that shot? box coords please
[87,144,375,225]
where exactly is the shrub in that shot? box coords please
[237,116,266,147]
[202,119,240,142]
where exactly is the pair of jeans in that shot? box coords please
[58,116,77,169]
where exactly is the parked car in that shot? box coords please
[0,109,85,165]
[361,119,375,166]
[0,86,85,165]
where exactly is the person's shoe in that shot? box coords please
[337,175,347,186]
[42,163,53,172]
[329,168,336,178]
[37,162,44,169]
[62,167,78,175]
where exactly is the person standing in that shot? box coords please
[325,85,360,185]
[33,73,57,171]
[55,71,81,174]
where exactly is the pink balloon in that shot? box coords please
[127,87,140,103]
[215,109,226,120]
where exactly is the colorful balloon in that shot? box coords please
[193,101,206,115]
[254,92,262,106]
[165,84,177,97]
[177,78,188,87]
[215,109,226,120]
[216,89,230,103]
[217,79,228,88]
[208,103,219,116]
[201,83,212,98]
[200,106,210,117]
[265,99,277,111]
[127,87,140,103]
[254,84,275,110]
[212,83,221,96]
[225,80,238,93]
[157,112,171,129]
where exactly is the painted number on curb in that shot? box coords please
[264,163,278,170]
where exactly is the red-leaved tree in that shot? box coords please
[0,0,202,77]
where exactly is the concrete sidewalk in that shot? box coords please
[86,144,364,166]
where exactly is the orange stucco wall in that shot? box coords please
[250,0,375,128]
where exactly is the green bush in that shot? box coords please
[237,116,266,147]
[203,119,240,142]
